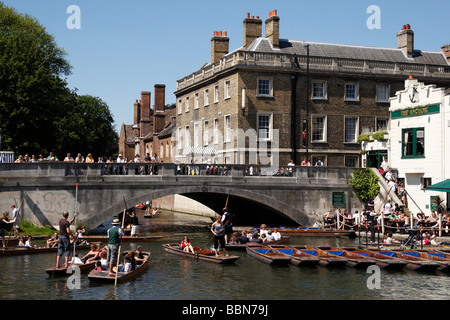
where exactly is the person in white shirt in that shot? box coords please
[384,200,392,216]
[272,228,282,241]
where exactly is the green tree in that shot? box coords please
[0,3,72,155]
[348,168,380,205]
[0,3,118,158]
[55,94,118,157]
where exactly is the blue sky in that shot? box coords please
[3,0,450,133]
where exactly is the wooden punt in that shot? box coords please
[2,244,90,257]
[268,245,320,267]
[225,236,290,250]
[388,249,450,272]
[315,246,378,268]
[292,246,348,267]
[79,235,162,242]
[341,247,408,270]
[46,261,97,276]
[88,251,151,284]
[246,245,292,265]
[162,243,239,264]
[372,250,442,271]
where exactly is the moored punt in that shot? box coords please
[2,244,90,257]
[246,245,292,265]
[268,245,320,267]
[372,250,442,271]
[80,235,162,242]
[162,243,239,264]
[225,236,290,250]
[341,247,408,270]
[292,246,348,267]
[316,246,378,268]
[88,251,151,284]
[46,261,97,276]
[388,249,450,272]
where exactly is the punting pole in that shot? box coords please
[73,168,79,258]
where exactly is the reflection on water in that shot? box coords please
[1,210,450,300]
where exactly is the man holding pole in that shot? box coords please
[107,218,125,276]
[55,211,77,269]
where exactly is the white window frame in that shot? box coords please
[311,114,327,142]
[214,118,219,144]
[224,114,231,142]
[345,82,359,101]
[376,117,389,132]
[204,89,209,107]
[214,85,219,103]
[257,77,273,97]
[312,80,327,99]
[344,116,359,143]
[194,122,200,147]
[194,92,199,109]
[178,99,182,115]
[185,96,190,113]
[185,126,190,148]
[376,84,390,102]
[257,112,273,141]
[224,80,231,100]
[177,128,182,150]
[203,121,209,146]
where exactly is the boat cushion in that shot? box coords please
[302,250,318,256]
[356,252,369,257]
[428,252,445,258]
[380,251,396,257]
[328,250,344,256]
[253,249,270,254]
[278,249,295,255]
[404,252,420,257]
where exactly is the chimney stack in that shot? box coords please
[211,31,229,64]
[265,10,280,48]
[441,44,450,63]
[153,84,166,135]
[397,24,414,58]
[140,91,152,137]
[243,13,262,49]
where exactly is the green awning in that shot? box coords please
[426,179,450,192]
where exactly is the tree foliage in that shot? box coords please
[0,3,118,158]
[348,168,380,204]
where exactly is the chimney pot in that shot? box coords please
[223,31,227,37]
[247,12,250,18]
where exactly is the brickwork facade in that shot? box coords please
[174,11,450,167]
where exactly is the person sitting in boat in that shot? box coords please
[383,233,400,244]
[135,246,146,265]
[99,251,108,270]
[25,236,37,248]
[272,228,281,241]
[238,231,249,244]
[46,232,59,248]
[17,237,25,246]
[430,234,443,246]
[265,231,275,242]
[71,253,84,265]
[250,233,262,244]
[152,207,158,217]
[81,244,100,264]
[228,232,239,244]
[123,255,133,273]
[179,236,195,254]
[259,224,269,237]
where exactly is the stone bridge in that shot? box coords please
[0,162,362,231]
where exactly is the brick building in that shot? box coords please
[173,11,450,167]
[119,84,176,162]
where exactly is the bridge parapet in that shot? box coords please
[0,162,355,182]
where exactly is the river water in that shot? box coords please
[1,210,449,306]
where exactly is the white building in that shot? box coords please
[389,76,450,215]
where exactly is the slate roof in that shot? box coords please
[245,38,449,66]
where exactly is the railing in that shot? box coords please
[0,162,356,182]
[176,50,450,91]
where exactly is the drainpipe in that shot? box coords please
[291,64,298,165]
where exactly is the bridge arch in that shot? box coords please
[94,186,304,230]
